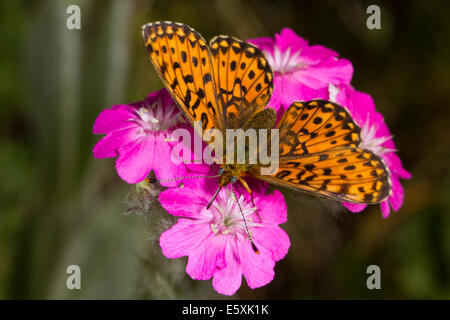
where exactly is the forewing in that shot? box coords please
[209,36,273,129]
[142,21,221,133]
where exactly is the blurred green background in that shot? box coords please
[1,0,449,299]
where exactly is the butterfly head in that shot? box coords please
[218,165,244,187]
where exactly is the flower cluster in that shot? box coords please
[93,28,410,295]
[159,167,289,295]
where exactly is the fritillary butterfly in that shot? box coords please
[141,21,391,206]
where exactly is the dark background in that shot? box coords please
[1,0,449,299]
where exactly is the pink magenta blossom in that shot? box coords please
[329,84,412,218]
[93,88,189,186]
[158,170,290,296]
[249,28,353,120]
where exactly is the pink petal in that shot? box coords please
[146,88,173,108]
[181,166,221,190]
[92,126,138,159]
[159,187,211,219]
[115,135,156,183]
[300,44,339,65]
[252,226,290,261]
[238,238,275,289]
[380,200,391,218]
[383,153,412,179]
[152,136,189,187]
[342,202,368,213]
[212,239,242,296]
[186,235,226,280]
[294,57,353,89]
[185,162,212,174]
[93,105,136,134]
[389,175,405,212]
[255,189,288,224]
[159,219,211,258]
[275,28,308,52]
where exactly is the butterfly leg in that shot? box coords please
[239,178,261,221]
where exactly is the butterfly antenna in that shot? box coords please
[231,185,260,255]
[146,174,220,184]
[206,185,222,209]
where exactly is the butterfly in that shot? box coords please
[141,21,391,216]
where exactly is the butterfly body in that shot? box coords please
[142,21,391,205]
[217,164,253,187]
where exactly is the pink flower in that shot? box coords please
[329,84,412,218]
[158,172,290,296]
[248,28,353,120]
[93,88,189,186]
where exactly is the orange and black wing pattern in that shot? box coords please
[277,100,360,157]
[251,100,391,204]
[141,21,221,133]
[209,36,273,129]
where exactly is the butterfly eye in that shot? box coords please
[218,168,225,175]
[230,176,238,183]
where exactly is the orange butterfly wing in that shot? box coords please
[209,36,274,129]
[250,100,391,204]
[142,21,222,133]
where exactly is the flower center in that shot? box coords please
[133,98,180,132]
[360,119,396,156]
[209,189,260,239]
[265,45,306,75]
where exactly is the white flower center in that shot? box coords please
[360,119,396,156]
[132,97,180,132]
[328,83,339,102]
[209,189,260,239]
[264,45,306,74]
